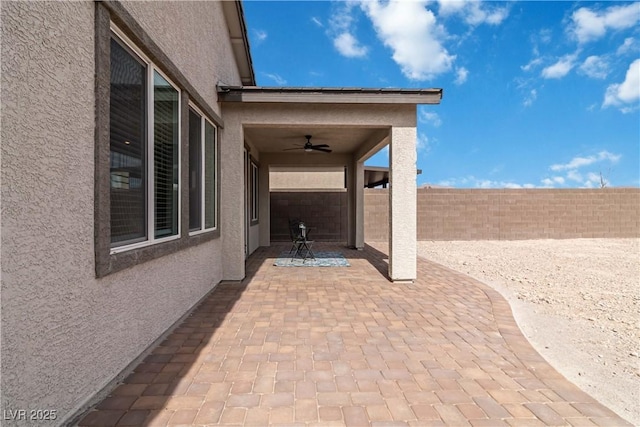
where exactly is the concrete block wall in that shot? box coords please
[270,191,349,242]
[365,188,640,241]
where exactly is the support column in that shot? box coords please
[259,162,270,247]
[220,120,245,281]
[347,161,355,248]
[389,127,417,282]
[355,161,365,250]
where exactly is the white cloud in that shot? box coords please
[541,54,577,79]
[333,32,369,57]
[454,66,468,85]
[566,170,583,183]
[436,0,465,16]
[579,55,609,79]
[418,109,442,127]
[550,151,621,171]
[523,89,537,107]
[360,0,455,80]
[253,29,268,43]
[617,37,638,55]
[540,176,567,188]
[328,2,368,58]
[416,133,431,154]
[263,73,287,86]
[330,1,358,32]
[521,57,543,72]
[603,59,640,112]
[547,151,621,187]
[437,0,509,26]
[570,3,640,44]
[456,149,623,190]
[436,176,533,189]
[538,29,553,45]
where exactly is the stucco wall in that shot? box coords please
[365,188,640,241]
[1,2,241,425]
[119,0,238,111]
[270,166,346,190]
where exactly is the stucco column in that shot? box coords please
[220,120,245,280]
[389,126,417,282]
[347,162,355,248]
[355,160,365,249]
[259,162,270,246]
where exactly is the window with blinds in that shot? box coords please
[189,108,202,231]
[189,106,217,234]
[153,72,179,238]
[110,30,180,251]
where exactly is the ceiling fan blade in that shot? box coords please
[283,147,303,151]
[311,144,330,148]
[313,147,332,153]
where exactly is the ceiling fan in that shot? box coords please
[284,135,332,153]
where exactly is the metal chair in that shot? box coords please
[288,219,314,261]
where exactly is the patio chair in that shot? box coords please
[288,219,315,261]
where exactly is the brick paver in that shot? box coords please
[78,243,631,426]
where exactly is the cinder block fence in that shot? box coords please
[271,191,349,242]
[365,188,640,241]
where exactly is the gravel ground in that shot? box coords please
[417,238,639,425]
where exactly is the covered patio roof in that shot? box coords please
[218,86,443,104]
[218,84,442,282]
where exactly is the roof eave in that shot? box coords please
[221,1,256,86]
[217,86,443,105]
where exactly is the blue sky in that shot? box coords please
[243,1,640,188]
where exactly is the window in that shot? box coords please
[110,29,180,251]
[189,106,217,233]
[96,9,224,277]
[250,160,259,223]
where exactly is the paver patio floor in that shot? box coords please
[78,243,630,426]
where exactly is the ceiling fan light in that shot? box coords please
[305,147,312,152]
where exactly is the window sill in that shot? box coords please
[110,235,181,255]
[189,228,217,237]
[96,229,220,278]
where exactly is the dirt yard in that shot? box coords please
[417,238,639,425]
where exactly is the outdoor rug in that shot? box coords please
[274,251,351,267]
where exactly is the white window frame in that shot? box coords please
[110,24,182,254]
[188,103,218,236]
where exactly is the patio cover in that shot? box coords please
[218,86,443,282]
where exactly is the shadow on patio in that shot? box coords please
[77,243,630,426]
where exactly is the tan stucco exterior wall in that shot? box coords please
[270,166,346,190]
[1,2,243,424]
[119,1,240,110]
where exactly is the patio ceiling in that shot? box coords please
[244,126,387,155]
